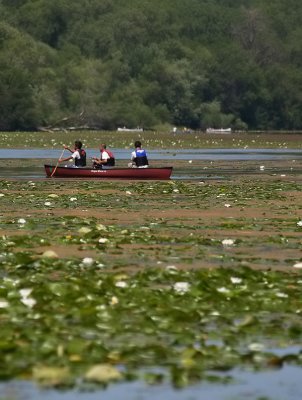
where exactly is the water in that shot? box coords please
[1,347,301,400]
[1,364,301,400]
[0,148,302,160]
[0,148,301,179]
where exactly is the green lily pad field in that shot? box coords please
[0,131,302,398]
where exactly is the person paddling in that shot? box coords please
[92,143,115,169]
[59,140,86,167]
[129,140,149,168]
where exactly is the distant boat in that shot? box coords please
[117,127,143,132]
[206,128,232,134]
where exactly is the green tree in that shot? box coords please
[1,0,302,130]
[0,60,36,130]
[197,101,234,129]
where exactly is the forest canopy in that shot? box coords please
[1,0,302,131]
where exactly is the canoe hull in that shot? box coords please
[45,165,173,180]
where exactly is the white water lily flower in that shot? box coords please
[276,292,288,298]
[126,191,132,195]
[78,227,92,234]
[44,201,52,206]
[230,277,242,284]
[210,311,220,316]
[166,265,177,270]
[98,238,109,244]
[259,165,265,170]
[248,343,264,352]
[110,296,119,305]
[3,277,20,286]
[297,220,302,227]
[21,297,36,308]
[96,224,107,231]
[48,194,59,198]
[217,287,230,294]
[70,197,77,201]
[0,193,5,197]
[222,239,235,247]
[82,257,94,266]
[293,262,302,269]
[115,281,128,288]
[224,203,231,208]
[173,282,190,294]
[20,288,33,298]
[0,300,9,308]
[188,160,192,163]
[20,288,36,308]
[17,218,26,224]
[173,189,179,193]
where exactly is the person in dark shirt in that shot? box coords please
[130,141,149,168]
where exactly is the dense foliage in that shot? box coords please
[1,0,302,131]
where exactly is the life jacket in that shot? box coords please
[75,148,86,167]
[134,149,148,167]
[101,149,115,166]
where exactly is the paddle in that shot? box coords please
[50,148,65,177]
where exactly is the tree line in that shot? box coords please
[1,0,302,131]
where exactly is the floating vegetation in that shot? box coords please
[0,263,302,388]
[0,130,302,150]
[0,138,302,392]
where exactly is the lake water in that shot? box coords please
[0,148,302,160]
[0,148,301,179]
[1,364,301,400]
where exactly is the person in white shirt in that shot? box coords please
[59,140,86,167]
[92,143,115,169]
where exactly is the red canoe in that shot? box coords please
[45,165,173,180]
